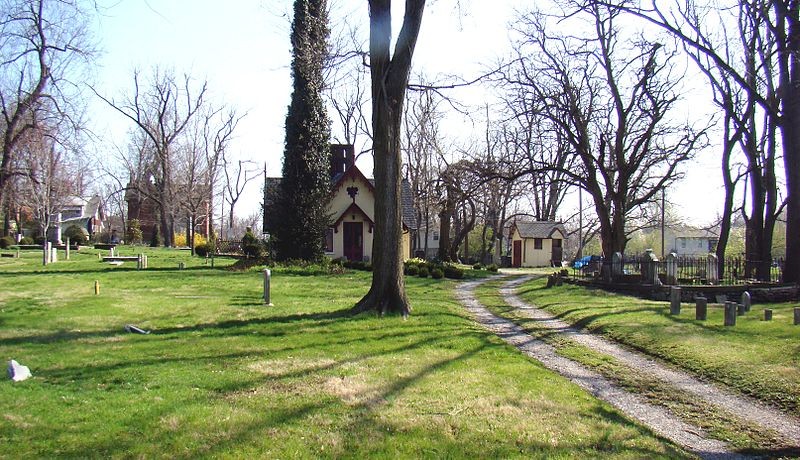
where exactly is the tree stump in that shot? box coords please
[695,296,707,321]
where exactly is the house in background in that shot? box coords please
[670,227,719,256]
[509,221,567,268]
[264,144,417,261]
[47,195,105,243]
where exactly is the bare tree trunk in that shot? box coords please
[353,0,425,316]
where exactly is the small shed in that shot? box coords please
[509,221,566,268]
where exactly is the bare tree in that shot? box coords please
[353,0,425,316]
[596,0,800,283]
[222,157,258,239]
[94,68,208,247]
[0,0,94,234]
[17,128,80,241]
[505,5,708,258]
[181,107,241,252]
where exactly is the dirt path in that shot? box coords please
[499,275,800,447]
[454,277,760,460]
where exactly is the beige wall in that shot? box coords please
[512,228,564,268]
[328,171,415,262]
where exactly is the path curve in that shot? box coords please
[455,277,742,460]
[500,275,800,447]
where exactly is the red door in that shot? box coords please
[512,240,522,268]
[343,222,363,261]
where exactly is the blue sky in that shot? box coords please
[88,0,726,226]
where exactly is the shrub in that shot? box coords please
[150,228,162,247]
[472,262,482,270]
[34,235,45,245]
[174,232,207,248]
[405,264,419,276]
[0,236,14,249]
[241,228,262,258]
[64,225,89,245]
[195,243,209,257]
[430,268,444,279]
[127,219,143,245]
[417,267,429,278]
[19,236,34,245]
[444,264,464,279]
[486,263,499,272]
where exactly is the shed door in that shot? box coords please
[512,240,522,268]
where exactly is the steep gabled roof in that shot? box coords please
[512,221,566,239]
[263,163,418,233]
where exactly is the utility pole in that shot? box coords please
[661,188,666,258]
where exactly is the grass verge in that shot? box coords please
[0,248,687,458]
[474,279,798,456]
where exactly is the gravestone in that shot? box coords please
[695,296,707,320]
[737,303,746,316]
[795,307,800,326]
[724,302,736,326]
[741,291,751,312]
[611,252,623,279]
[764,309,773,321]
[670,286,681,315]
[706,254,719,284]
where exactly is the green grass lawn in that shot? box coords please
[0,248,687,458]
[474,279,798,455]
[513,277,800,415]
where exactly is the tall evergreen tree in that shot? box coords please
[273,0,331,261]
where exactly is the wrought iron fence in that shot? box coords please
[214,239,243,255]
[573,255,784,285]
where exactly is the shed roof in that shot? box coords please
[513,221,566,239]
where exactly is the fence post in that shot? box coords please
[724,302,736,326]
[263,268,273,306]
[695,296,707,321]
[670,286,681,315]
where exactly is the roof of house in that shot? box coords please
[262,166,417,232]
[512,221,566,239]
[674,227,719,239]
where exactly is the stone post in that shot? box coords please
[706,254,719,284]
[50,247,57,263]
[695,296,707,320]
[263,268,273,306]
[670,286,681,315]
[724,302,736,326]
[665,252,678,285]
[65,237,70,260]
[641,249,660,285]
[741,291,751,312]
[764,309,772,321]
